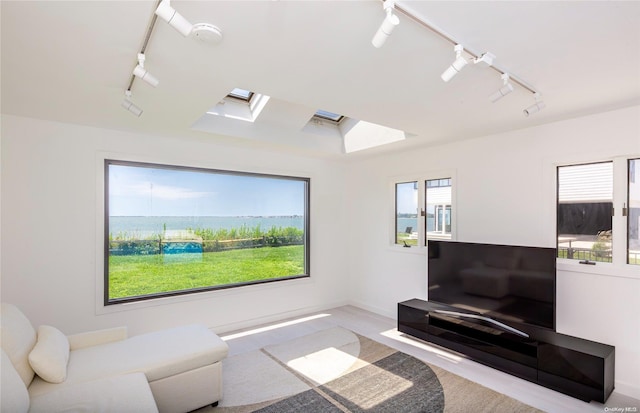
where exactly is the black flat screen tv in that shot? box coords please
[428,240,556,332]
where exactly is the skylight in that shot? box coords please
[227,88,254,102]
[195,95,407,154]
[314,109,344,123]
[197,89,270,125]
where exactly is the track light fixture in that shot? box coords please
[441,44,468,82]
[122,90,143,117]
[155,0,193,37]
[489,73,514,103]
[371,0,400,48]
[523,92,546,117]
[370,4,546,114]
[132,53,159,87]
[122,0,225,115]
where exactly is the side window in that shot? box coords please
[426,178,452,241]
[395,182,418,246]
[557,162,613,262]
[557,157,640,267]
[393,174,454,248]
[629,158,639,265]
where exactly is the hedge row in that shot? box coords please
[109,225,304,256]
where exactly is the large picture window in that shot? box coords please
[105,160,310,304]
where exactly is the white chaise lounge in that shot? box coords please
[1,303,229,413]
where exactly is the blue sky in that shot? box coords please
[109,164,306,217]
[396,182,417,214]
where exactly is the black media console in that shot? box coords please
[398,299,615,403]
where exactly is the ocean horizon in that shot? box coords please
[110,216,427,237]
[109,215,304,237]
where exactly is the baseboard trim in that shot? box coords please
[614,380,640,401]
[212,300,349,334]
[347,299,396,320]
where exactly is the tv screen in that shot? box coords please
[428,241,556,331]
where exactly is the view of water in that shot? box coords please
[111,216,428,237]
[109,216,304,237]
[397,217,417,234]
[397,217,437,233]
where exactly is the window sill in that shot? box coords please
[387,245,426,255]
[556,259,640,280]
[95,276,313,315]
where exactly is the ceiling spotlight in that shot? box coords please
[441,44,468,82]
[122,90,142,117]
[523,92,546,117]
[489,73,514,103]
[371,0,400,48]
[132,54,159,88]
[155,0,193,37]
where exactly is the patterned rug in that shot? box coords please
[205,327,541,413]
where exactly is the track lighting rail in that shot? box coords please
[126,0,162,92]
[122,0,222,116]
[393,2,538,96]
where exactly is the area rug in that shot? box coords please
[208,327,542,413]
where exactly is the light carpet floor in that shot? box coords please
[201,326,542,413]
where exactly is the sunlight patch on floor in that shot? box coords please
[220,313,332,341]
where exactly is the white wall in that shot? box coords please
[346,105,640,398]
[2,107,639,398]
[0,114,349,336]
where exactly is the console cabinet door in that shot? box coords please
[537,338,615,403]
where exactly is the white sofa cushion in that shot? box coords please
[0,303,37,386]
[28,325,70,383]
[29,373,158,413]
[1,349,30,413]
[28,324,228,397]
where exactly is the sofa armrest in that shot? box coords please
[68,326,128,350]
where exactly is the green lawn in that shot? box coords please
[396,232,418,246]
[108,245,305,299]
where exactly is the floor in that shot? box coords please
[218,305,640,413]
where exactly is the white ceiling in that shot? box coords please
[2,1,639,158]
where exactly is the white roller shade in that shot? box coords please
[558,162,613,203]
